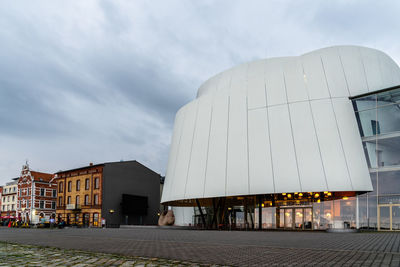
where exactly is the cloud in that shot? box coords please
[0,0,399,183]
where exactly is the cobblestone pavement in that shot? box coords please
[0,242,219,267]
[1,227,400,266]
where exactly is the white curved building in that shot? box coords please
[162,46,400,230]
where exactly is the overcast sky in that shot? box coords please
[0,0,399,184]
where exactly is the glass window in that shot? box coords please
[355,109,377,137]
[39,201,44,209]
[377,104,400,135]
[84,195,89,205]
[85,179,90,190]
[352,94,376,112]
[94,178,99,189]
[40,188,45,196]
[51,202,56,210]
[76,180,80,191]
[52,189,56,197]
[67,196,71,204]
[68,181,72,192]
[76,195,80,205]
[377,88,400,107]
[59,197,62,206]
[378,170,400,195]
[59,182,63,193]
[94,194,99,205]
[376,136,400,167]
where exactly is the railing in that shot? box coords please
[66,204,81,210]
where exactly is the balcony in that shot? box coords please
[66,204,81,210]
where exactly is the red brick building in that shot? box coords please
[16,163,57,224]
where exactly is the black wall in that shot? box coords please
[102,161,161,226]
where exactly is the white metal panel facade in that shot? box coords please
[161,45,400,204]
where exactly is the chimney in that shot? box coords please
[89,163,93,166]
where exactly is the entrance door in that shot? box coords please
[279,207,313,230]
[378,204,400,231]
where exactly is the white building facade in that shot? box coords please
[1,180,18,220]
[162,46,400,230]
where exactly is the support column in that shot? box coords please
[196,199,206,228]
[356,195,359,229]
[258,196,262,230]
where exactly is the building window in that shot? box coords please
[76,195,80,205]
[59,197,62,206]
[59,182,63,193]
[12,196,14,201]
[27,200,30,208]
[75,213,79,224]
[28,188,30,195]
[40,188,45,196]
[11,204,14,210]
[68,181,72,192]
[84,195,89,205]
[76,180,81,191]
[94,178,99,189]
[40,201,44,209]
[52,189,56,197]
[85,179,90,190]
[51,201,56,210]
[94,194,99,205]
[67,196,71,204]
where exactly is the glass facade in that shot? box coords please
[353,86,400,230]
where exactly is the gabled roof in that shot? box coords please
[30,171,53,182]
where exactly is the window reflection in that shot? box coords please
[378,170,400,195]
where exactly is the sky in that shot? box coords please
[0,0,399,184]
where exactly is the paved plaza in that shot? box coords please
[1,227,400,266]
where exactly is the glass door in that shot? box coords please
[284,209,293,228]
[378,206,390,230]
[392,206,400,230]
[378,204,400,231]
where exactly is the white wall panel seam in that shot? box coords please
[358,47,370,93]
[246,96,250,194]
[337,48,352,96]
[224,97,230,196]
[300,61,330,190]
[320,56,354,190]
[282,72,303,192]
[167,109,188,201]
[183,103,200,198]
[202,106,214,198]
[264,77,276,193]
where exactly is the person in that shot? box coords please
[50,217,55,228]
[101,218,106,228]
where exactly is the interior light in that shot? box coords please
[314,193,320,198]
[261,203,265,208]
[317,199,320,203]
[324,191,328,194]
[270,203,273,206]
[287,194,292,198]
[299,193,303,197]
[343,197,348,200]
[328,192,332,196]
[294,192,298,194]
[282,193,286,196]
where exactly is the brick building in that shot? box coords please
[54,160,161,227]
[1,179,18,220]
[16,163,57,224]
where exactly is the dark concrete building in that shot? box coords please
[102,161,161,226]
